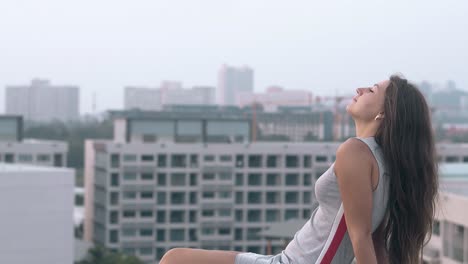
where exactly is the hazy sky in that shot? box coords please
[1,0,467,114]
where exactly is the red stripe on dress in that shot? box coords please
[320,215,347,264]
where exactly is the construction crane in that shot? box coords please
[315,95,353,141]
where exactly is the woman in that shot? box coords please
[160,75,439,264]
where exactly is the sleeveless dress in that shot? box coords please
[234,137,389,264]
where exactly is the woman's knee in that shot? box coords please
[160,248,187,264]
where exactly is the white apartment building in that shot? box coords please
[0,116,68,167]
[0,163,74,264]
[5,79,79,122]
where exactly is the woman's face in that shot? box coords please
[346,79,390,121]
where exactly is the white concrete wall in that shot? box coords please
[0,164,74,264]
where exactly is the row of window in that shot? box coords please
[109,190,313,205]
[109,153,334,168]
[0,153,63,166]
[109,208,313,224]
[109,172,323,187]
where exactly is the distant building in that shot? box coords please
[0,115,68,167]
[423,163,468,264]
[124,82,215,110]
[0,163,74,264]
[5,79,79,122]
[218,64,254,105]
[236,86,313,112]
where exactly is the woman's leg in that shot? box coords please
[159,248,241,264]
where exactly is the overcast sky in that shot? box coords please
[0,0,467,114]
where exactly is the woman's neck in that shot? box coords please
[354,119,380,138]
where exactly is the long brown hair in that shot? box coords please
[375,75,439,263]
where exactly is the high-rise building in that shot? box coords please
[124,82,215,111]
[0,163,74,263]
[218,64,254,106]
[0,115,68,167]
[5,79,80,122]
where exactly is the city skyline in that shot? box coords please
[0,0,467,114]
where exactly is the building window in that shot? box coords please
[190,173,197,186]
[157,173,166,186]
[219,172,232,180]
[4,153,14,163]
[266,173,279,186]
[171,154,186,168]
[285,155,298,168]
[140,191,154,199]
[285,173,299,186]
[140,229,153,237]
[248,192,261,204]
[141,173,153,180]
[123,210,136,218]
[110,173,119,186]
[122,228,136,237]
[156,229,165,241]
[203,173,215,180]
[219,228,231,235]
[303,191,311,204]
[219,209,231,217]
[123,154,137,162]
[248,173,262,186]
[157,192,166,205]
[170,229,185,241]
[266,210,279,222]
[189,192,197,204]
[266,192,279,204]
[156,248,166,261]
[189,210,197,223]
[285,192,298,204]
[303,173,312,186]
[248,155,262,168]
[110,154,120,168]
[432,220,440,236]
[171,173,186,186]
[285,209,299,220]
[170,211,185,223]
[246,228,261,241]
[204,155,215,161]
[139,247,153,256]
[109,211,119,224]
[202,210,214,217]
[235,155,244,168]
[190,154,198,167]
[266,155,278,168]
[140,210,153,218]
[18,154,33,163]
[123,191,137,200]
[123,172,137,180]
[220,155,232,162]
[235,173,243,186]
[316,155,328,162]
[235,192,243,204]
[141,154,154,162]
[110,192,119,205]
[235,210,243,221]
[202,192,215,199]
[303,155,312,168]
[37,154,51,162]
[157,154,167,167]
[235,228,243,240]
[107,231,119,244]
[171,192,185,204]
[247,210,261,222]
[156,211,166,223]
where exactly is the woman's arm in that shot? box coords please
[334,138,377,263]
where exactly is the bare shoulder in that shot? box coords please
[335,138,374,177]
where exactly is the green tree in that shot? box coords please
[77,245,144,264]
